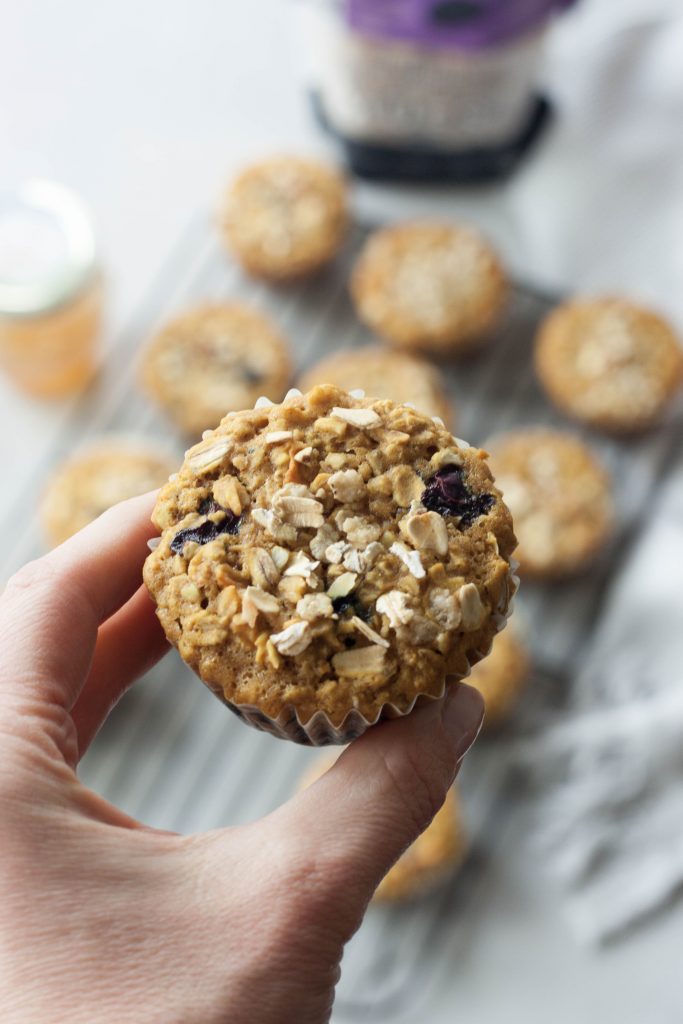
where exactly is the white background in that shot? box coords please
[1,1,682,1020]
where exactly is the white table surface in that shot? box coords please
[1,2,681,1020]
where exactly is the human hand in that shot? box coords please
[0,493,483,1024]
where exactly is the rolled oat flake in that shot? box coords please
[295,0,575,182]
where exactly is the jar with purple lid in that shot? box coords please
[295,0,576,181]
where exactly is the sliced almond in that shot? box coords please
[270,620,312,656]
[389,541,426,580]
[331,406,382,428]
[271,545,291,571]
[186,437,232,472]
[350,615,389,648]
[293,446,314,464]
[457,583,486,631]
[332,645,387,678]
[326,571,357,599]
[254,395,274,409]
[400,511,448,556]
[265,430,294,445]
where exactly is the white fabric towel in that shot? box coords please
[515,460,683,943]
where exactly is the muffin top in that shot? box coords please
[140,303,291,436]
[42,442,175,546]
[220,156,348,280]
[351,222,507,352]
[298,345,455,426]
[535,297,683,433]
[144,385,516,729]
[487,428,614,578]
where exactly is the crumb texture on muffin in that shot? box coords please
[535,297,683,433]
[298,345,455,426]
[140,303,292,436]
[144,386,516,728]
[351,222,507,353]
[220,156,348,280]
[488,428,614,579]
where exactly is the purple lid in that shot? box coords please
[346,0,576,49]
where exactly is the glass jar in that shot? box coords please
[295,0,576,182]
[0,180,103,397]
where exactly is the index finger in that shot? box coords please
[0,491,159,715]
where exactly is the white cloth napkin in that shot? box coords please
[514,455,683,943]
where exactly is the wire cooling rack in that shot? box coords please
[2,214,681,1021]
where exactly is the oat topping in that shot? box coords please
[270,620,312,656]
[331,645,387,678]
[350,615,390,648]
[389,541,426,580]
[376,590,414,629]
[330,406,382,428]
[144,385,516,731]
[326,571,358,599]
[265,430,295,445]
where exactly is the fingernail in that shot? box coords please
[441,682,485,760]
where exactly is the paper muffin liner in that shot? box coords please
[223,562,520,746]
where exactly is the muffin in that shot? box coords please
[140,303,292,437]
[143,385,517,744]
[299,753,467,902]
[467,626,530,729]
[298,346,455,426]
[487,428,614,579]
[535,297,683,433]
[219,156,348,281]
[350,222,507,354]
[41,441,175,546]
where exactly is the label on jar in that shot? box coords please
[346,0,574,50]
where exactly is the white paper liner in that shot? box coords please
[224,566,520,746]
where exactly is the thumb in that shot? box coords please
[271,682,484,918]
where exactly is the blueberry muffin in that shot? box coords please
[350,222,508,354]
[219,156,348,281]
[41,441,175,546]
[487,428,614,579]
[143,385,517,743]
[140,303,292,437]
[298,346,455,427]
[467,625,530,730]
[535,297,683,433]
